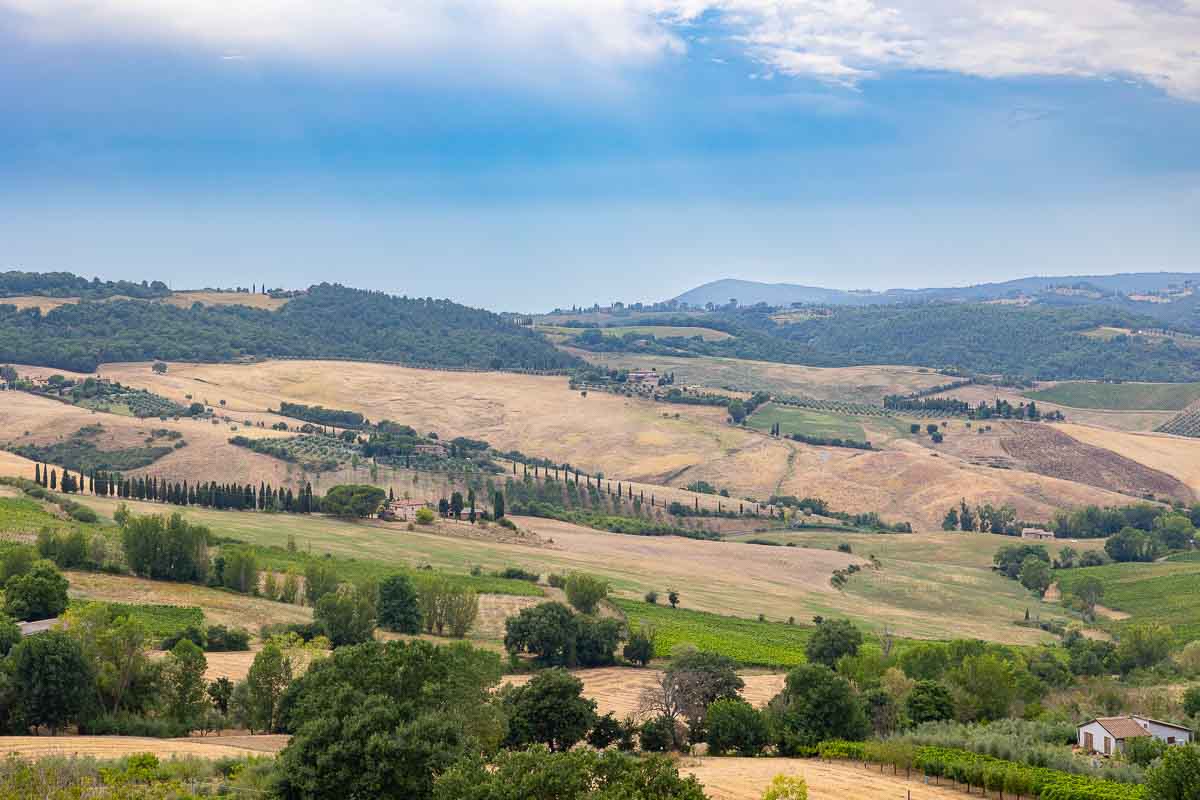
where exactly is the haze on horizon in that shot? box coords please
[1,1,1198,311]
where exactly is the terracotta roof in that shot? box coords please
[1094,717,1151,740]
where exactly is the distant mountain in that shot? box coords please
[672,273,1200,308]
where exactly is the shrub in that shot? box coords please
[640,715,681,753]
[565,572,609,614]
[415,507,436,524]
[377,574,422,634]
[645,590,659,605]
[205,625,251,652]
[4,559,69,621]
[705,698,768,756]
[161,625,207,651]
[624,626,656,667]
[496,567,540,583]
[762,775,808,800]
[587,712,623,750]
[547,573,566,589]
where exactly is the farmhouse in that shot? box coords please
[382,499,429,521]
[1078,716,1192,755]
[1021,527,1055,541]
[626,370,661,386]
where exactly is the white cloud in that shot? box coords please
[3,0,1199,99]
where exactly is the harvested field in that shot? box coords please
[928,384,1176,432]
[162,290,291,311]
[999,424,1192,503]
[66,571,313,633]
[1027,381,1200,411]
[500,667,785,719]
[566,351,950,405]
[1055,424,1200,496]
[0,295,80,312]
[681,756,967,800]
[0,735,286,760]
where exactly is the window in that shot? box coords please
[1168,737,1176,744]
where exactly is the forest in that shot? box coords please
[0,270,171,299]
[0,282,580,372]
[567,305,1200,381]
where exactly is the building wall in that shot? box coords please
[1078,721,1117,754]
[1136,717,1193,744]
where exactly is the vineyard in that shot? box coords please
[229,433,357,472]
[60,379,193,419]
[771,395,893,417]
[615,599,814,667]
[67,600,204,638]
[1155,400,1200,438]
[817,741,1144,800]
[8,425,176,473]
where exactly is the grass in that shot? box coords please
[616,599,813,667]
[1056,561,1200,643]
[539,325,732,342]
[1026,381,1200,411]
[0,496,79,537]
[744,403,867,441]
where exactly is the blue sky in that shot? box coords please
[1,2,1198,311]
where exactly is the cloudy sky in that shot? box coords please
[2,1,1198,310]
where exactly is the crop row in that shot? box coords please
[1156,408,1200,438]
[772,395,892,417]
[817,741,1144,800]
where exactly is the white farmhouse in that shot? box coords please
[1078,716,1192,755]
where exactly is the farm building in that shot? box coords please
[412,443,447,457]
[1078,716,1192,755]
[1021,528,1055,541]
[626,370,661,386]
[381,499,430,521]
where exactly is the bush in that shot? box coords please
[205,625,251,652]
[1123,735,1167,767]
[377,574,422,634]
[80,712,193,738]
[496,567,540,583]
[162,625,207,651]
[705,698,768,756]
[565,572,609,614]
[762,775,808,800]
[645,590,659,605]
[587,712,623,750]
[640,715,681,752]
[4,559,69,621]
[415,507,436,524]
[547,573,566,589]
[624,626,655,667]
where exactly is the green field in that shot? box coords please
[1026,381,1200,411]
[67,600,204,638]
[1057,561,1200,643]
[745,403,867,441]
[616,599,813,667]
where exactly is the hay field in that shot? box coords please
[566,351,949,404]
[0,295,80,312]
[501,667,784,718]
[745,404,867,441]
[0,735,287,760]
[927,384,1175,432]
[162,290,291,310]
[682,756,967,800]
[1027,381,1200,411]
[1056,424,1200,495]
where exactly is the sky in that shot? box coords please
[1,2,1199,311]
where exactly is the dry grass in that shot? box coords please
[0,735,286,760]
[681,756,968,800]
[1056,423,1200,495]
[161,291,291,311]
[501,667,785,719]
[928,384,1176,432]
[0,295,80,312]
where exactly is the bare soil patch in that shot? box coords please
[681,756,968,800]
[999,424,1192,503]
[1056,424,1200,495]
[0,735,280,760]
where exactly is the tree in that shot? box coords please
[222,547,259,594]
[942,508,959,531]
[641,650,744,738]
[1070,575,1105,620]
[1018,556,1052,596]
[493,491,505,518]
[948,653,1015,722]
[3,559,69,621]
[120,512,209,582]
[500,668,597,752]
[320,484,387,518]
[805,618,863,668]
[416,506,436,524]
[244,642,293,733]
[504,602,578,666]
[0,614,20,657]
[378,574,422,634]
[668,590,679,609]
[1146,744,1200,800]
[574,617,624,667]
[315,584,377,647]
[445,589,479,638]
[152,361,168,374]
[905,680,955,725]
[1106,526,1162,563]
[1057,546,1077,569]
[623,625,656,667]
[275,640,504,800]
[728,399,748,424]
[1117,623,1173,673]
[564,572,608,615]
[61,603,155,715]
[705,698,768,756]
[10,631,94,734]
[767,664,868,755]
[165,638,208,727]
[863,688,900,736]
[1154,513,1197,551]
[432,748,707,800]
[993,544,1050,580]
[304,560,340,605]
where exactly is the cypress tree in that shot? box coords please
[49,469,57,490]
[34,464,41,485]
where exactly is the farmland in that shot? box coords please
[681,756,970,800]
[1026,381,1200,410]
[0,735,288,760]
[745,403,868,442]
[161,290,291,311]
[539,324,733,342]
[1056,560,1200,644]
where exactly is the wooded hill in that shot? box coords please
[568,304,1200,381]
[0,281,579,372]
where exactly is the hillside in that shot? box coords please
[0,281,578,372]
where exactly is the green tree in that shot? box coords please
[942,507,959,531]
[493,491,505,519]
[1184,686,1200,717]
[0,545,34,583]
[767,664,868,755]
[314,584,377,647]
[623,625,656,667]
[9,630,94,734]
[1070,576,1105,620]
[209,676,234,715]
[244,642,293,733]
[1057,546,1077,568]
[1117,623,1173,673]
[1154,513,1197,550]
[0,614,20,656]
[222,547,259,594]
[1147,744,1200,800]
[652,650,745,737]
[1018,556,1052,595]
[1105,526,1162,562]
[320,484,387,518]
[378,574,422,634]
[120,512,209,582]
[3,559,69,621]
[899,642,950,681]
[500,668,597,752]
[705,698,768,756]
[948,653,1015,722]
[164,638,208,727]
[432,748,707,800]
[905,680,955,725]
[728,399,748,424]
[445,589,479,639]
[304,560,340,605]
[564,572,608,615]
[762,775,808,800]
[504,602,579,666]
[805,618,863,668]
